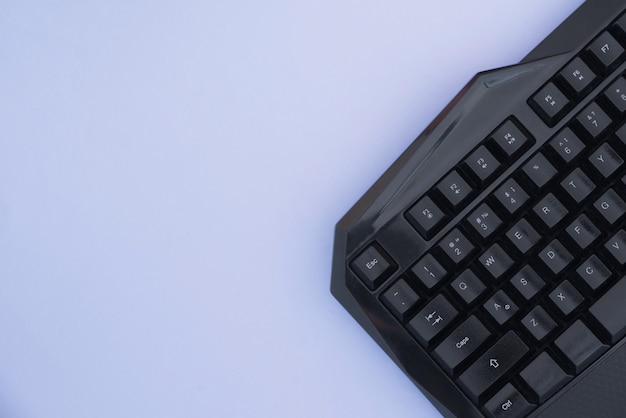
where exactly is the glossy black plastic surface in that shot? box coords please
[331,1,626,417]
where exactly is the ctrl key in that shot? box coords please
[350,244,395,290]
[484,384,534,418]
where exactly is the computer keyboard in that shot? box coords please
[330,1,626,417]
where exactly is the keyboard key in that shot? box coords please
[484,383,535,418]
[522,153,557,189]
[617,123,626,146]
[406,196,447,239]
[605,230,626,265]
[381,279,420,321]
[533,194,568,229]
[549,127,584,164]
[519,352,571,403]
[451,269,486,305]
[432,316,490,373]
[494,179,529,214]
[558,57,596,96]
[586,31,625,71]
[511,266,545,301]
[566,214,600,249]
[407,295,458,346]
[614,12,626,38]
[411,254,448,289]
[576,255,612,290]
[506,219,540,254]
[576,101,611,139]
[522,306,557,341]
[458,331,528,402]
[539,239,573,275]
[484,290,518,325]
[589,275,626,343]
[439,229,475,265]
[467,203,502,239]
[549,280,584,316]
[589,143,623,178]
[560,168,594,203]
[436,170,472,209]
[531,82,569,125]
[594,189,626,224]
[479,244,514,280]
[490,120,530,158]
[604,76,626,113]
[554,320,606,374]
[464,146,500,182]
[350,244,395,290]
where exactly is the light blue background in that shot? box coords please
[0,1,584,417]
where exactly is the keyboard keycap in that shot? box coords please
[484,290,518,325]
[531,82,569,125]
[506,219,540,254]
[566,215,600,249]
[576,255,612,290]
[549,280,584,316]
[522,153,557,189]
[549,128,584,164]
[381,279,420,321]
[432,316,490,373]
[586,31,625,71]
[458,331,528,402]
[539,239,573,275]
[576,102,611,139]
[522,306,557,341]
[558,57,596,96]
[350,244,395,290]
[484,383,535,418]
[406,196,447,239]
[554,320,606,374]
[533,194,568,229]
[604,76,626,114]
[479,244,514,280]
[589,275,626,343]
[490,120,530,158]
[439,229,475,265]
[519,352,571,403]
[451,269,486,305]
[411,254,448,289]
[594,189,626,224]
[464,146,500,182]
[467,203,502,239]
[511,266,545,301]
[437,170,472,208]
[589,143,623,178]
[605,230,626,265]
[407,295,458,346]
[560,168,594,203]
[494,179,529,214]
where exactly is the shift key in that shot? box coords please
[458,331,528,402]
[590,275,626,343]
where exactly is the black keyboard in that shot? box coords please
[330,1,626,417]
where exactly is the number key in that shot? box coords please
[439,229,475,265]
[549,127,584,163]
[576,102,611,139]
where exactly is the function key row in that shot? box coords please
[405,119,533,241]
[530,13,626,126]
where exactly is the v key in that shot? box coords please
[606,230,626,266]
